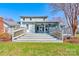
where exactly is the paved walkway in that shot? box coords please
[13,33,63,42]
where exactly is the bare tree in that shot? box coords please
[50,3,79,37]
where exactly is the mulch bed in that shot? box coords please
[0,33,12,42]
[63,36,79,44]
[0,36,12,42]
[0,38,12,42]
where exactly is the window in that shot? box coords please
[23,18,25,21]
[43,18,46,21]
[49,24,51,27]
[26,24,29,29]
[30,18,32,21]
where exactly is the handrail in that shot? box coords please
[12,28,26,41]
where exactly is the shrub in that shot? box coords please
[0,33,12,41]
[63,37,79,44]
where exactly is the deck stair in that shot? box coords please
[13,33,63,42]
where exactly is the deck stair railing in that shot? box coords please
[49,28,63,40]
[62,27,72,38]
[11,27,26,41]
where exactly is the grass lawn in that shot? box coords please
[0,42,79,56]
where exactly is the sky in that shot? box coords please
[0,3,65,22]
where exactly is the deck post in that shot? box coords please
[11,28,14,41]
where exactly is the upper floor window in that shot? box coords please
[23,18,25,21]
[43,18,47,21]
[30,18,32,21]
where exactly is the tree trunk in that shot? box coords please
[72,16,78,37]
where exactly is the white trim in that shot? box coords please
[12,33,25,40]
[13,28,24,32]
[12,28,25,41]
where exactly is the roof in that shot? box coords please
[4,19,18,27]
[20,16,48,18]
[20,18,63,23]
[21,21,60,23]
[0,16,3,19]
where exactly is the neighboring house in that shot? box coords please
[3,18,20,33]
[18,16,63,33]
[0,17,5,33]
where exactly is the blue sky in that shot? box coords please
[0,3,64,22]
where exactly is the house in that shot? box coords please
[0,17,5,33]
[0,17,25,40]
[0,16,64,40]
[18,16,63,34]
[0,17,20,34]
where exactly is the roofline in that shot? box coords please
[3,20,18,27]
[20,16,48,18]
[3,20,11,26]
[21,21,60,23]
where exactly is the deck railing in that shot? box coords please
[49,28,63,40]
[62,27,72,38]
[11,27,26,41]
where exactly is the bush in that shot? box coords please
[63,37,79,44]
[0,33,12,41]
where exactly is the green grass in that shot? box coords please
[0,42,79,56]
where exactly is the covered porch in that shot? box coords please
[35,22,60,33]
[24,21,61,33]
